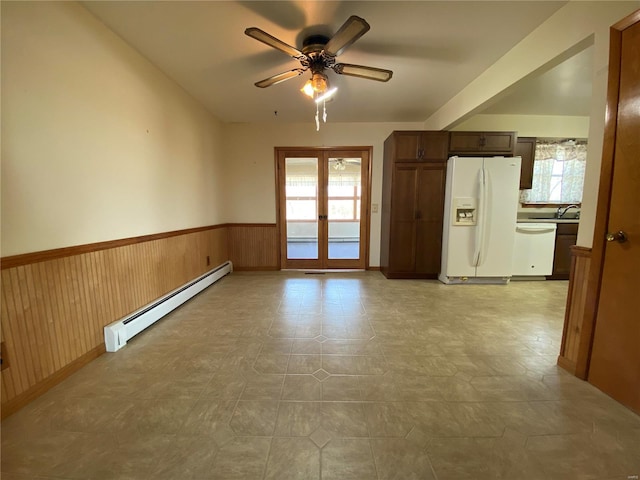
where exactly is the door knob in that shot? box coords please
[606,230,628,243]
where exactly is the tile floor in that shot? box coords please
[2,271,639,480]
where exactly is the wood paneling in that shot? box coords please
[1,225,227,270]
[558,246,591,375]
[1,226,228,416]
[227,224,279,271]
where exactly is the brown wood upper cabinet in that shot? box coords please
[515,136,536,190]
[449,131,516,156]
[380,131,448,279]
[390,131,449,162]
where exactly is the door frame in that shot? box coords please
[275,146,373,270]
[575,10,640,379]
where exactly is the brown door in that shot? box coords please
[389,163,446,275]
[588,14,640,414]
[276,148,371,270]
[389,164,419,272]
[415,165,446,274]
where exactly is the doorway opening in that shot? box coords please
[276,147,372,270]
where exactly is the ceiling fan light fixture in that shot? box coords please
[301,80,315,98]
[311,72,328,94]
[315,87,338,104]
[246,15,392,131]
[301,72,329,99]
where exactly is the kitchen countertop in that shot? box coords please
[517,217,580,224]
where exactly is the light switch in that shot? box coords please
[372,203,379,213]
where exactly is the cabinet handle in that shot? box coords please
[479,136,486,147]
[418,148,424,159]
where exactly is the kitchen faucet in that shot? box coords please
[556,204,580,218]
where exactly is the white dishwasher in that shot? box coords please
[512,223,557,276]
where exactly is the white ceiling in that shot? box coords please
[83,1,593,124]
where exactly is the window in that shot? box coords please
[285,175,361,221]
[520,140,587,205]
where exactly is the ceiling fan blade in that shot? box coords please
[255,69,306,88]
[333,63,393,82]
[245,27,305,59]
[323,16,370,57]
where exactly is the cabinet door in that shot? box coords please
[482,132,516,153]
[515,137,536,189]
[420,132,450,162]
[393,132,422,161]
[449,132,484,153]
[389,165,418,271]
[552,234,577,277]
[449,131,516,155]
[415,165,446,274]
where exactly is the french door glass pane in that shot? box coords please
[328,157,361,260]
[285,157,319,260]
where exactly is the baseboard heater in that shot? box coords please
[104,261,233,352]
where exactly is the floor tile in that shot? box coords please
[274,402,322,437]
[229,400,279,436]
[210,437,271,479]
[3,272,638,480]
[371,438,437,480]
[264,437,320,480]
[282,375,322,400]
[321,438,377,480]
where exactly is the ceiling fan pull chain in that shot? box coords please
[323,100,327,123]
[315,102,320,131]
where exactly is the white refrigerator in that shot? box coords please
[439,156,521,284]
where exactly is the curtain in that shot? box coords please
[520,141,587,204]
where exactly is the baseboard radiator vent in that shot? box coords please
[104,261,233,352]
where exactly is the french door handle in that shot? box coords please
[318,215,328,220]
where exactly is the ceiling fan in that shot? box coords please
[245,15,393,95]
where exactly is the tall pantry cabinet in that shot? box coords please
[380,131,449,278]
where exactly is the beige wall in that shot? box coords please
[1,2,226,256]
[221,122,423,266]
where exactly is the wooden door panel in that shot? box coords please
[415,221,442,275]
[421,132,450,161]
[393,132,421,161]
[551,233,577,278]
[449,132,483,152]
[391,166,418,220]
[482,132,515,152]
[588,18,640,414]
[389,222,416,272]
[416,166,445,222]
[515,137,536,189]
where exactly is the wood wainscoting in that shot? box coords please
[558,245,592,376]
[227,224,279,270]
[0,223,278,418]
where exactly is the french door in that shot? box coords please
[276,147,371,269]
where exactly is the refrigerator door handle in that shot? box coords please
[479,168,491,266]
[472,166,486,266]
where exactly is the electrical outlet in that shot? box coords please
[372,203,379,213]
